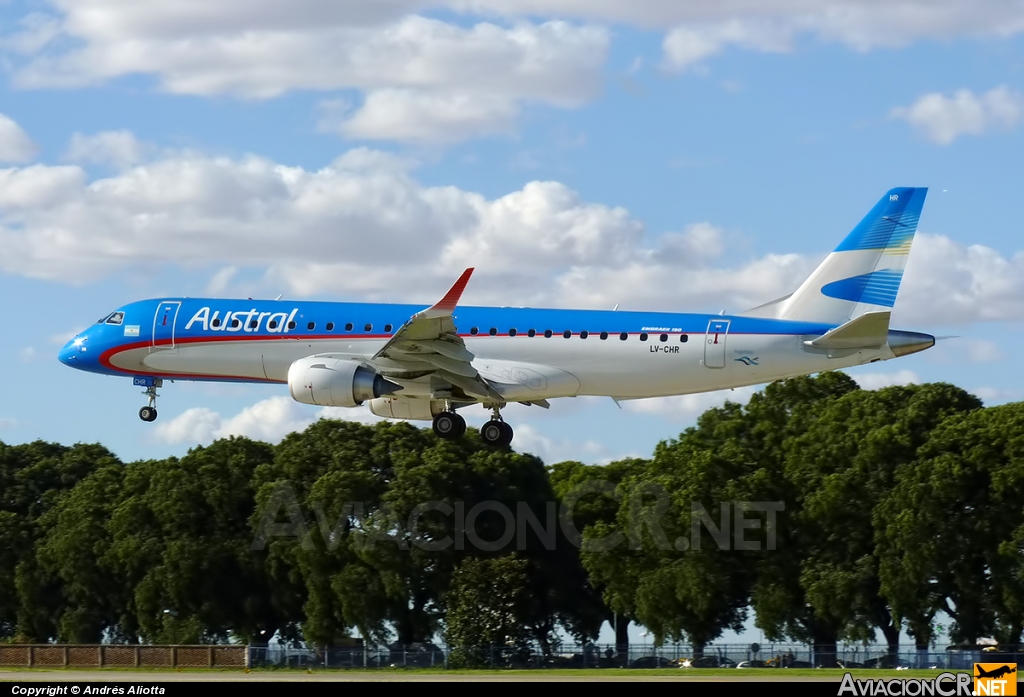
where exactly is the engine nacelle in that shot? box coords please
[368,397,446,421]
[288,356,399,407]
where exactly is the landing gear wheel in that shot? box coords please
[481,419,513,447]
[139,406,158,422]
[432,411,466,439]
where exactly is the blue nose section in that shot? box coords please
[58,336,87,367]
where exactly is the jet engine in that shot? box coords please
[288,356,400,407]
[368,397,446,421]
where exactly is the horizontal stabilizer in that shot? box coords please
[803,311,890,350]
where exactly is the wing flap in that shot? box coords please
[371,268,504,404]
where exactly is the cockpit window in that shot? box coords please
[103,312,124,325]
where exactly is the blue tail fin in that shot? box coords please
[772,187,927,323]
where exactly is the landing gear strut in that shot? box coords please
[137,378,163,422]
[480,406,513,447]
[432,410,466,439]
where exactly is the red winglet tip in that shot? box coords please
[433,268,474,312]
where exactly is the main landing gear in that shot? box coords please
[431,404,514,447]
[136,377,163,422]
[432,410,467,439]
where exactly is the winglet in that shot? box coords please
[422,268,474,317]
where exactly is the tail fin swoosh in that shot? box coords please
[770,187,927,324]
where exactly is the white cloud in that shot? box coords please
[890,86,1024,144]
[6,10,607,144]
[0,113,38,163]
[847,369,920,391]
[217,397,322,442]
[965,339,1005,363]
[505,422,626,464]
[154,396,378,445]
[64,130,152,168]
[3,145,1024,327]
[153,406,222,445]
[623,385,759,421]
[895,233,1024,326]
[18,347,36,362]
[336,90,520,143]
[662,19,793,72]
[971,386,1022,404]
[205,266,238,296]
[0,418,17,430]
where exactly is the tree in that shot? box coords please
[107,437,284,643]
[790,383,981,659]
[0,441,114,641]
[551,458,645,651]
[443,555,532,667]
[879,400,1024,646]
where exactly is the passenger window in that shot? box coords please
[528,329,536,337]
[214,318,223,328]
[660,334,668,342]
[471,327,479,335]
[580,330,589,339]
[600,331,608,340]
[509,328,517,337]
[326,322,335,331]
[489,328,497,336]
[385,324,393,333]
[640,333,648,341]
[232,319,241,328]
[345,323,353,331]
[563,330,571,338]
[680,334,688,343]
[364,323,372,332]
[250,320,259,329]
[307,322,315,330]
[620,332,628,341]
[287,321,296,330]
[544,330,553,338]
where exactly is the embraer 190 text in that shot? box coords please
[59,188,935,447]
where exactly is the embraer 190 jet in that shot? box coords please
[59,188,934,447]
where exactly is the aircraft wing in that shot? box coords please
[370,268,504,402]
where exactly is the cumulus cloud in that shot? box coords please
[1,144,1023,326]
[847,369,920,390]
[0,113,38,163]
[662,19,793,72]
[154,396,387,446]
[4,8,607,144]
[505,422,628,464]
[891,86,1024,144]
[64,130,153,168]
[894,233,1024,326]
[334,90,521,143]
[623,386,759,421]
[971,386,1022,404]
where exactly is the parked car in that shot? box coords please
[630,656,673,668]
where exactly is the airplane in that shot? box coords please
[975,664,1017,679]
[59,187,934,447]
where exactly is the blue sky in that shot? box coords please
[1,0,1023,647]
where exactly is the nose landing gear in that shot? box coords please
[135,377,163,422]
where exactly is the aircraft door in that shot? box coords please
[704,319,730,369]
[152,301,181,349]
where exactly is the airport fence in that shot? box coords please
[246,643,1024,670]
[0,644,246,668]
